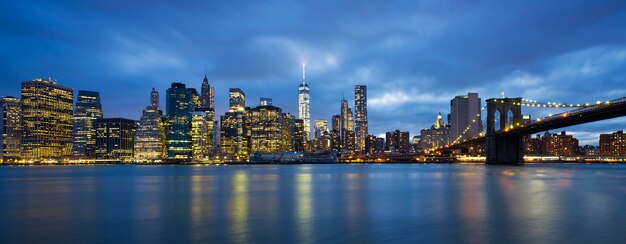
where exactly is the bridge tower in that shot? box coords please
[486,97,523,164]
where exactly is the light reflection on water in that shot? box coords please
[0,164,624,243]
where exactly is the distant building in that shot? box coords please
[599,130,626,156]
[419,113,451,150]
[542,131,578,156]
[340,97,355,152]
[21,78,74,159]
[220,88,250,160]
[166,83,193,159]
[450,93,482,142]
[134,88,165,160]
[524,134,543,156]
[313,119,330,152]
[250,102,283,154]
[581,145,598,156]
[385,130,411,154]
[260,97,272,106]
[331,115,341,132]
[200,75,215,113]
[95,118,136,160]
[72,90,103,158]
[191,112,211,160]
[354,85,368,152]
[0,97,21,161]
[314,119,328,139]
[365,135,384,155]
[298,64,311,140]
[281,113,296,152]
[294,119,306,152]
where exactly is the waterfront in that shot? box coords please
[0,164,624,243]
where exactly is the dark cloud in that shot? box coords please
[1,0,625,145]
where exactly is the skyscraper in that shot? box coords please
[250,100,283,154]
[134,88,164,160]
[200,74,215,112]
[166,83,193,159]
[450,92,482,141]
[72,90,103,157]
[21,78,74,159]
[314,120,328,139]
[191,111,210,160]
[298,64,311,140]
[0,97,21,161]
[95,118,136,160]
[340,96,355,152]
[354,85,368,152]
[221,88,250,160]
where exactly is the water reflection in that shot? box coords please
[0,164,624,243]
[229,170,249,243]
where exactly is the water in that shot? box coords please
[0,164,624,243]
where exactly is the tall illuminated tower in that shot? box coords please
[354,85,368,152]
[298,63,310,140]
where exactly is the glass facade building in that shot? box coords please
[21,78,74,159]
[72,90,103,157]
[95,118,136,160]
[166,83,193,159]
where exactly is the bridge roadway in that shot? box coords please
[442,96,626,152]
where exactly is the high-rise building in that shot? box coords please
[294,119,306,152]
[354,85,368,152]
[166,83,193,159]
[420,113,451,150]
[298,64,311,140]
[385,130,411,154]
[340,97,355,152]
[191,112,210,160]
[21,78,74,159]
[221,88,250,160]
[72,90,103,158]
[250,101,283,154]
[0,97,21,161]
[365,135,384,155]
[331,115,341,132]
[95,118,136,160]
[135,88,164,160]
[281,113,296,152]
[200,74,215,112]
[450,93,482,141]
[314,120,328,139]
[229,88,246,112]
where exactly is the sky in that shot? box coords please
[1,0,626,145]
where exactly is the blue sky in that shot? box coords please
[1,0,626,145]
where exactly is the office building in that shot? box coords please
[420,113,451,149]
[21,78,74,159]
[250,101,283,154]
[0,97,21,161]
[220,88,250,160]
[95,118,136,160]
[386,130,411,154]
[166,83,193,159]
[191,112,210,160]
[72,90,103,157]
[450,93,482,141]
[135,88,165,160]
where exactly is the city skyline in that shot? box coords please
[2,1,626,145]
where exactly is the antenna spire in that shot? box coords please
[302,63,306,84]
